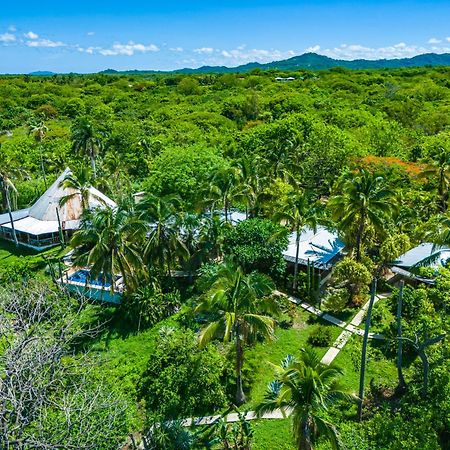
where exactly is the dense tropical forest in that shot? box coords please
[0,66,449,449]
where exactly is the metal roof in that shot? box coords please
[392,243,450,269]
[283,226,345,269]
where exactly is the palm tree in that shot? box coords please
[196,260,278,405]
[274,191,318,291]
[420,144,450,212]
[59,167,104,211]
[138,193,189,277]
[208,166,243,222]
[238,156,270,218]
[28,119,49,189]
[256,348,353,450]
[69,206,146,292]
[328,169,396,261]
[71,117,103,178]
[0,171,19,247]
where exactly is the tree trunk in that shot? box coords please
[355,211,365,262]
[299,419,312,450]
[418,350,429,398]
[235,328,246,405]
[357,278,377,421]
[293,229,300,291]
[5,188,18,247]
[38,144,48,190]
[224,198,229,223]
[396,281,407,393]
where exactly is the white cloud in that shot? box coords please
[170,47,183,52]
[0,33,16,43]
[8,25,16,32]
[194,47,215,54]
[26,38,66,48]
[87,31,95,36]
[305,45,321,53]
[218,47,295,63]
[79,41,159,56]
[428,38,442,44]
[446,37,450,43]
[25,31,39,39]
[316,42,446,60]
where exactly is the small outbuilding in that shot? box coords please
[283,226,345,270]
[0,168,116,250]
[388,242,450,286]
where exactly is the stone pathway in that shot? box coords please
[320,294,387,365]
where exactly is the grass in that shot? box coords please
[245,308,342,409]
[252,419,294,450]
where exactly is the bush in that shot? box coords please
[307,326,333,347]
[223,218,288,279]
[139,328,226,420]
[322,287,348,312]
[121,284,181,330]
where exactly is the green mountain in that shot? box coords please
[99,52,450,75]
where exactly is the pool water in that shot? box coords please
[68,269,117,288]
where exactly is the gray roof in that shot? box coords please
[283,226,345,269]
[392,243,450,269]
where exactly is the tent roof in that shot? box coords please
[0,168,116,236]
[392,243,450,268]
[28,168,116,222]
[283,226,344,268]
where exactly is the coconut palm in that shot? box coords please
[328,169,396,261]
[274,191,318,291]
[0,170,19,247]
[71,117,103,178]
[59,167,104,211]
[69,206,146,292]
[420,144,450,212]
[196,260,278,405]
[138,193,189,277]
[28,119,49,189]
[208,166,243,222]
[256,348,354,450]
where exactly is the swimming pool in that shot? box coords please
[68,269,117,288]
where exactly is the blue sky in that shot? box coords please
[1,0,450,73]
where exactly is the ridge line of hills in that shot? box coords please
[27,52,450,76]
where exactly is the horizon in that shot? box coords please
[1,0,450,73]
[3,50,450,76]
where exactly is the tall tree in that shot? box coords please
[0,170,19,247]
[71,117,103,178]
[329,169,396,261]
[28,119,49,189]
[196,260,278,405]
[208,165,243,222]
[69,206,146,292]
[420,143,450,212]
[274,190,318,291]
[256,348,353,450]
[138,193,189,277]
[357,278,377,421]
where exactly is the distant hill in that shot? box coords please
[99,52,450,75]
[28,71,56,76]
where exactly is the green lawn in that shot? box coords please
[0,239,63,269]
[252,419,294,450]
[245,308,342,409]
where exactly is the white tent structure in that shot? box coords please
[0,168,116,250]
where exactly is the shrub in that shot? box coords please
[223,218,288,279]
[322,287,348,312]
[121,284,181,330]
[307,326,333,347]
[139,328,226,420]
